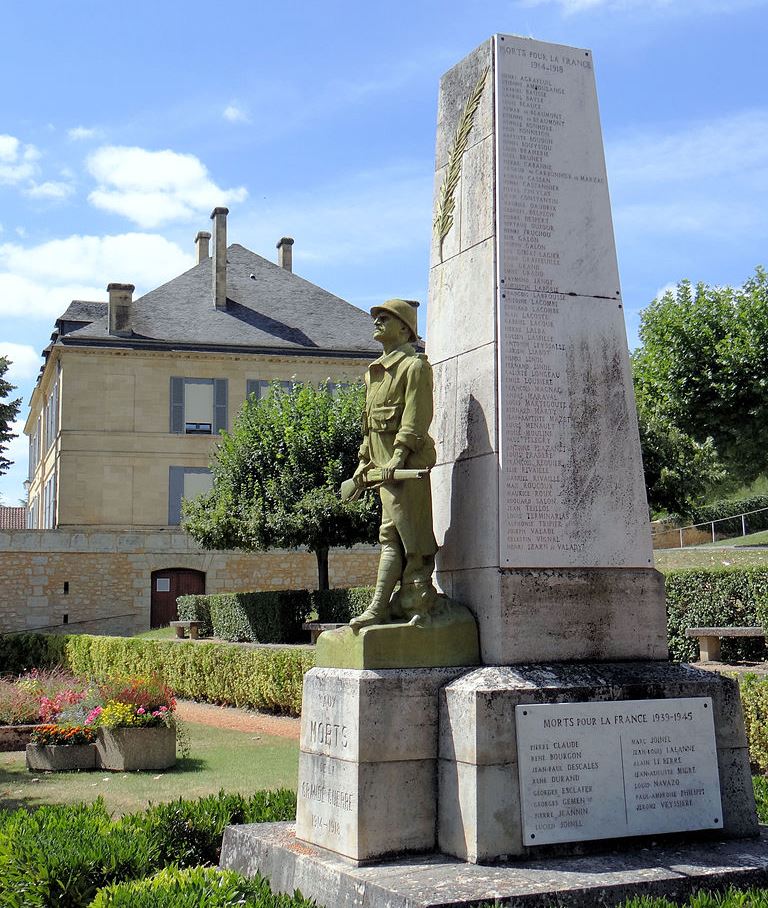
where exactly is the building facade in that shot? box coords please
[8,209,380,633]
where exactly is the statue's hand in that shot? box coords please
[352,461,371,489]
[380,448,408,481]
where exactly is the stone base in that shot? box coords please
[439,662,758,862]
[316,601,480,669]
[296,666,470,862]
[96,726,176,771]
[220,821,768,908]
[439,566,669,664]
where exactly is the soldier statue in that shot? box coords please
[347,299,439,630]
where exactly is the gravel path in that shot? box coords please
[175,700,301,740]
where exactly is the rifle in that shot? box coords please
[340,468,430,502]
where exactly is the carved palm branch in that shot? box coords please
[433,66,489,262]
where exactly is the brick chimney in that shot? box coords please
[107,283,135,337]
[195,230,211,264]
[277,237,294,273]
[210,207,229,310]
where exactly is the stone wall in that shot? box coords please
[0,528,379,636]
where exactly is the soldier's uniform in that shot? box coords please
[359,342,438,571]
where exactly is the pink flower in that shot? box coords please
[137,707,145,715]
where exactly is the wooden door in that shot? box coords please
[150,569,205,628]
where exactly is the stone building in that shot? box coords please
[4,208,379,634]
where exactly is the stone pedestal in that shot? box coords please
[295,666,469,863]
[438,663,758,863]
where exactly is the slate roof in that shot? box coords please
[0,506,26,529]
[59,244,381,357]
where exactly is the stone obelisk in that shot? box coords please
[427,34,667,664]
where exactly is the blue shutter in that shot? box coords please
[246,379,259,400]
[214,379,228,433]
[170,377,184,433]
[168,467,184,525]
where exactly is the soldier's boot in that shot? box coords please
[349,544,402,631]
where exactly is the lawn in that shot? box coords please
[654,545,768,571]
[0,721,298,816]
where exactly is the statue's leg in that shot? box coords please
[349,521,403,631]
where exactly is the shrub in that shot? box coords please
[664,567,768,662]
[176,594,213,637]
[738,673,768,774]
[688,494,768,536]
[312,586,373,622]
[0,799,158,908]
[64,636,314,716]
[120,788,296,868]
[0,678,40,724]
[89,866,315,908]
[207,590,313,644]
[0,632,68,676]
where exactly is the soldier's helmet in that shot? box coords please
[370,298,419,342]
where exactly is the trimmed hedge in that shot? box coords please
[89,866,315,908]
[176,586,374,642]
[688,494,768,535]
[0,631,68,676]
[312,586,372,622]
[664,566,768,662]
[0,789,298,908]
[64,635,314,716]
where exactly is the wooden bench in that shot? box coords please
[169,619,203,640]
[302,622,346,644]
[685,626,765,662]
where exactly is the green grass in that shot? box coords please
[131,626,178,640]
[0,722,298,816]
[654,546,768,571]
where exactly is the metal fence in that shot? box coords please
[651,505,768,549]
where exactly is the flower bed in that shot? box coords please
[26,724,98,771]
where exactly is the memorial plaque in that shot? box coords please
[493,34,651,569]
[516,698,722,846]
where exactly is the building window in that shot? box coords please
[42,472,57,529]
[27,496,38,529]
[170,378,227,435]
[168,466,213,525]
[44,380,59,452]
[29,416,41,479]
[246,379,291,401]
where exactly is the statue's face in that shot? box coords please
[373,311,408,346]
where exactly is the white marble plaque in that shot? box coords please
[494,34,652,568]
[516,698,722,846]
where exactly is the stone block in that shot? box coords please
[427,236,496,366]
[300,667,467,763]
[437,662,758,861]
[438,758,522,862]
[296,752,436,863]
[454,342,497,461]
[460,135,495,252]
[431,356,457,465]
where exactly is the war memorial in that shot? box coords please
[220,35,767,906]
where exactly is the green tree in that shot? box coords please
[632,267,768,487]
[0,357,22,477]
[183,381,380,590]
[635,397,724,517]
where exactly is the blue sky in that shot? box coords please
[1,0,767,505]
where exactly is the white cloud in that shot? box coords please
[0,421,29,505]
[608,111,768,185]
[25,180,75,200]
[0,232,190,319]
[0,135,40,186]
[67,126,100,141]
[0,344,41,382]
[223,103,249,123]
[86,145,248,228]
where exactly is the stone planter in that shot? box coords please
[96,726,176,771]
[26,743,97,771]
[0,724,41,752]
